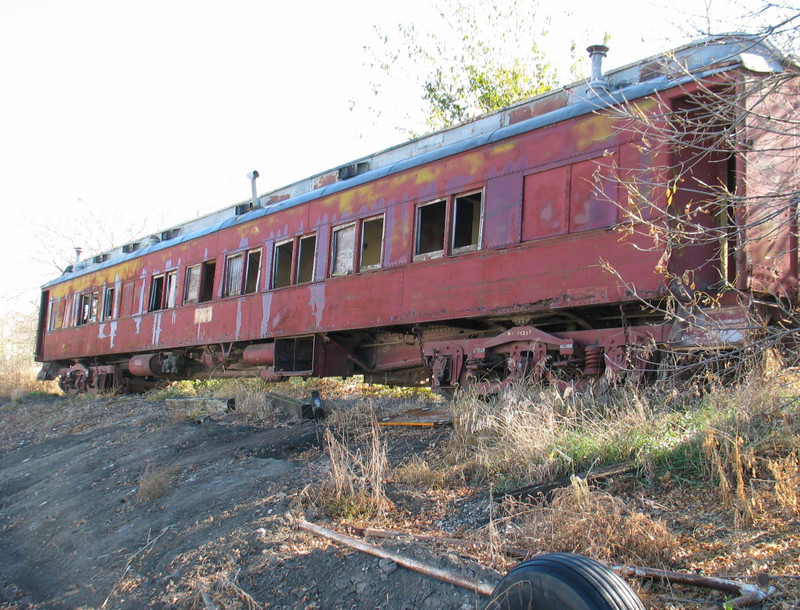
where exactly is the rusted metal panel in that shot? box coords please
[617,141,668,222]
[522,165,570,240]
[383,199,412,268]
[483,173,523,248]
[744,77,800,302]
[569,155,619,233]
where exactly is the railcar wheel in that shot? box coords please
[485,553,644,610]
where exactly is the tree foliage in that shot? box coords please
[366,0,581,134]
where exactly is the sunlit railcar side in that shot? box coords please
[36,37,800,394]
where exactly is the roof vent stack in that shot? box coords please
[586,44,609,90]
[247,170,260,209]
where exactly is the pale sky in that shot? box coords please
[0,0,771,315]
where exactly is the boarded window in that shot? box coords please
[331,224,356,276]
[120,281,136,317]
[452,192,482,251]
[199,260,216,302]
[415,200,446,258]
[360,216,384,269]
[297,234,316,283]
[225,253,244,296]
[244,249,261,294]
[273,240,293,288]
[102,288,115,320]
[184,265,201,304]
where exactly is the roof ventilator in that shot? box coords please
[338,161,370,181]
[586,44,609,91]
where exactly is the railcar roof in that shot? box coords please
[44,34,787,289]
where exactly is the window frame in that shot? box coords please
[224,252,245,297]
[184,264,202,304]
[330,222,357,277]
[101,286,115,320]
[296,233,317,284]
[272,239,294,289]
[149,274,165,312]
[48,299,59,331]
[413,199,448,261]
[243,248,262,294]
[164,270,178,308]
[77,291,99,325]
[450,190,484,254]
[198,260,216,303]
[359,214,385,271]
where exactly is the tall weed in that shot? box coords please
[319,404,389,520]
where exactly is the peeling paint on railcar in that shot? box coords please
[235,298,243,340]
[152,312,163,346]
[97,321,117,349]
[309,283,326,328]
[260,293,273,336]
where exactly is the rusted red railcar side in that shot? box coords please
[37,36,800,394]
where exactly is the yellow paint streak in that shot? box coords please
[573,113,615,151]
[491,141,516,156]
[47,258,142,298]
[338,190,356,212]
[414,167,438,185]
[239,223,260,238]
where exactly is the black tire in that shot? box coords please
[485,553,644,610]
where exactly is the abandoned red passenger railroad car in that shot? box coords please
[36,36,800,394]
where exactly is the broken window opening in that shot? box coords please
[452,192,483,251]
[272,240,294,289]
[199,261,216,303]
[360,216,384,270]
[184,265,201,304]
[244,249,261,294]
[297,234,317,284]
[331,224,356,276]
[415,200,446,258]
[149,275,165,311]
[225,253,245,297]
[102,287,115,320]
[78,292,99,325]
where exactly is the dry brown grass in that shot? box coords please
[768,452,800,515]
[0,359,55,400]
[136,463,176,502]
[492,477,677,566]
[168,566,262,610]
[317,408,390,521]
[392,456,464,489]
[703,429,757,527]
[446,383,655,489]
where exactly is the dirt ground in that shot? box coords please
[1,392,799,609]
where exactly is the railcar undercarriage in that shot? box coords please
[40,300,754,395]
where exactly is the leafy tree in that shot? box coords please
[365,0,581,135]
